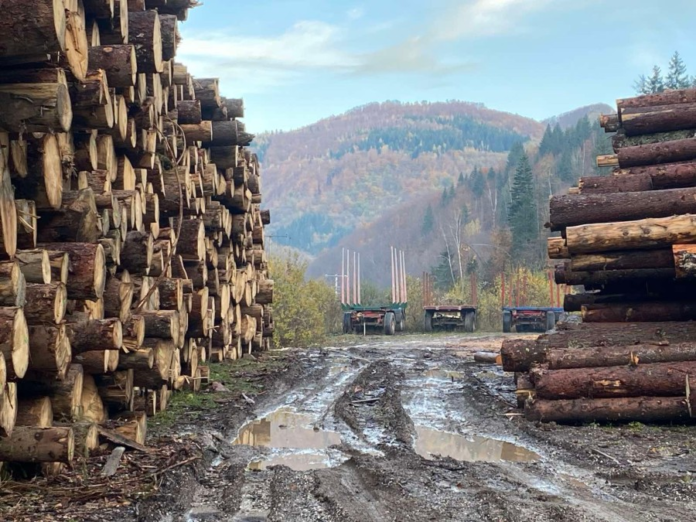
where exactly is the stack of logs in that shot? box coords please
[0,0,274,474]
[503,87,696,423]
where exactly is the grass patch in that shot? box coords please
[149,351,292,433]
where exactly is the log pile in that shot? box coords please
[0,0,274,474]
[507,88,696,423]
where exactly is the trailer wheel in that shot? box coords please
[424,311,433,332]
[545,311,556,332]
[464,311,476,333]
[396,311,405,332]
[503,311,512,333]
[384,312,396,336]
[342,312,352,334]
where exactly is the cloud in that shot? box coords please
[432,0,556,40]
[179,18,473,93]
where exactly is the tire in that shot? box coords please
[424,311,433,332]
[396,311,405,332]
[342,312,352,334]
[503,311,512,333]
[384,312,396,336]
[464,311,476,333]
[546,311,556,332]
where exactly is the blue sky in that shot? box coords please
[178,0,696,133]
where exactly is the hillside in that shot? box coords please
[256,101,546,254]
[543,103,614,129]
[307,115,613,285]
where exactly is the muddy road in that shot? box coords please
[141,334,696,522]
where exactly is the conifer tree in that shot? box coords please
[458,172,465,186]
[558,149,573,183]
[471,167,486,198]
[507,153,538,263]
[646,66,665,94]
[666,52,690,90]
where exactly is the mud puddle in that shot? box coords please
[233,407,346,471]
[414,426,540,463]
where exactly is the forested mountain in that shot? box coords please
[306,115,613,286]
[256,101,546,254]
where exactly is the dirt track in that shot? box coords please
[109,335,696,520]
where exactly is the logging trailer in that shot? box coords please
[502,306,564,333]
[340,246,408,335]
[423,305,477,333]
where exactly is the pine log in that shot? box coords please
[24,283,67,324]
[545,343,696,371]
[0,426,74,463]
[570,249,674,272]
[193,78,219,109]
[122,314,145,352]
[89,45,136,87]
[35,189,101,244]
[28,324,71,378]
[566,215,696,255]
[159,14,179,61]
[0,307,29,380]
[141,310,180,343]
[113,415,146,445]
[177,99,201,124]
[176,219,205,262]
[40,243,106,300]
[0,383,17,438]
[99,0,128,45]
[620,103,696,136]
[157,278,183,310]
[14,199,36,251]
[128,11,163,74]
[577,173,653,194]
[134,339,173,387]
[614,161,696,190]
[260,210,271,226]
[95,369,133,409]
[103,277,133,323]
[181,121,213,143]
[618,89,696,111]
[545,321,696,349]
[80,374,106,423]
[13,133,63,211]
[73,350,109,374]
[15,397,52,429]
[0,260,26,308]
[548,188,696,231]
[20,364,84,421]
[66,318,122,353]
[582,302,696,323]
[0,81,72,133]
[56,421,98,457]
[120,230,154,275]
[525,396,696,424]
[12,250,50,286]
[0,0,66,59]
[612,129,696,153]
[63,0,90,82]
[117,348,153,372]
[616,138,696,169]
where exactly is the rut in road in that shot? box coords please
[157,337,696,522]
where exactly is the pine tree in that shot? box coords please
[666,51,690,90]
[646,66,665,94]
[441,187,449,204]
[507,154,538,263]
[538,125,553,156]
[457,172,465,186]
[634,74,650,95]
[421,205,434,236]
[471,167,485,198]
[449,185,456,199]
[558,149,573,183]
[506,142,525,173]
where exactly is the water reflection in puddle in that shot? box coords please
[415,426,540,463]
[233,407,343,471]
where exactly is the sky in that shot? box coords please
[178,0,696,133]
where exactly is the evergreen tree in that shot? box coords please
[441,187,449,204]
[634,74,650,95]
[457,172,465,186]
[538,125,553,156]
[646,66,665,94]
[448,185,456,199]
[432,250,457,290]
[666,51,690,90]
[421,205,435,236]
[592,124,613,176]
[558,149,573,183]
[506,142,525,173]
[507,154,539,263]
[471,167,486,198]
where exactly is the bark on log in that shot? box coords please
[141,310,180,342]
[570,249,674,272]
[620,103,696,136]
[578,173,654,194]
[582,302,696,323]
[13,249,51,285]
[0,307,29,380]
[89,45,136,87]
[15,397,53,428]
[543,322,696,349]
[0,260,26,307]
[548,188,696,232]
[117,348,153,372]
[177,99,201,124]
[28,324,71,379]
[128,11,163,74]
[616,138,696,169]
[181,121,213,143]
[618,90,696,111]
[0,427,74,463]
[566,215,696,255]
[95,369,133,409]
[546,343,696,370]
[103,277,133,323]
[0,383,16,437]
[24,283,67,324]
[66,318,122,352]
[525,396,696,424]
[555,263,674,286]
[35,189,102,244]
[0,82,72,133]
[547,237,569,260]
[19,364,83,421]
[40,243,106,299]
[120,230,153,275]
[614,161,696,190]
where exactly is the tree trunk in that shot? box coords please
[582,302,696,323]
[134,339,174,387]
[24,283,67,324]
[620,103,696,136]
[103,277,133,323]
[543,322,696,349]
[20,364,84,421]
[525,396,696,424]
[35,189,102,244]
[578,173,653,194]
[128,10,163,73]
[117,348,154,372]
[89,45,137,87]
[66,318,122,352]
[120,230,154,275]
[56,421,98,456]
[176,219,205,261]
[15,397,53,427]
[549,188,696,232]
[122,314,145,352]
[95,369,133,409]
[0,260,26,307]
[566,214,696,255]
[615,161,696,190]
[616,138,696,168]
[0,307,29,380]
[545,343,696,370]
[181,121,213,143]
[0,426,74,463]
[570,249,674,272]
[141,310,180,342]
[14,249,51,285]
[40,243,106,299]
[0,383,16,437]
[80,374,106,423]
[555,263,674,286]
[28,324,71,378]
[177,99,201,124]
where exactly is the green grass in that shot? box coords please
[149,352,291,432]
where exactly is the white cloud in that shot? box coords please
[432,0,556,40]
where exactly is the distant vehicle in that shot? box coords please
[502,306,564,333]
[343,304,407,336]
[423,305,477,333]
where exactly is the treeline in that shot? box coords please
[634,51,695,94]
[328,115,528,160]
[274,212,352,255]
[428,115,612,297]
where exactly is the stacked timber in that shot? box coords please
[0,0,274,475]
[508,88,696,424]
[550,88,696,320]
